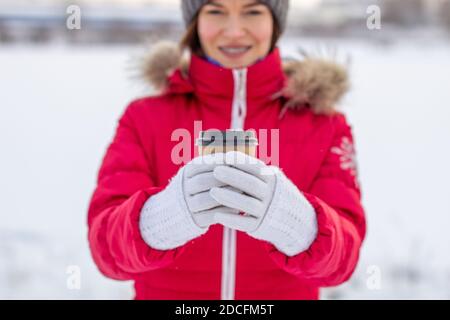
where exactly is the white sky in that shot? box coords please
[142,0,323,9]
[0,0,322,9]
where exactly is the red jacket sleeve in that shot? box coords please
[87,100,186,280]
[264,114,367,287]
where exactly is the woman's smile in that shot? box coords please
[219,45,253,60]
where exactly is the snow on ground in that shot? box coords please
[1,38,449,299]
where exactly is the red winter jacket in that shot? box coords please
[87,42,366,300]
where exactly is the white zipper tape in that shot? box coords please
[221,226,230,300]
[220,68,248,300]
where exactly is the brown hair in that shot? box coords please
[179,10,282,57]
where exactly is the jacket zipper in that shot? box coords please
[221,68,248,300]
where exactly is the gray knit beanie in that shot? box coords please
[181,0,290,33]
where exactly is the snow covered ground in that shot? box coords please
[1,37,450,299]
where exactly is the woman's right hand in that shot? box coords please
[139,153,239,250]
[183,153,241,228]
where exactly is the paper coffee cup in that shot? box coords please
[195,129,258,157]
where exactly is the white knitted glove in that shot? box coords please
[211,151,319,257]
[139,153,239,250]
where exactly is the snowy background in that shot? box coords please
[1,0,450,300]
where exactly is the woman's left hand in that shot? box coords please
[210,151,319,257]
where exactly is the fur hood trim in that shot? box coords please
[138,41,350,115]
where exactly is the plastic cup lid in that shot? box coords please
[195,129,258,147]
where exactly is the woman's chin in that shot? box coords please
[219,57,255,69]
[210,51,252,68]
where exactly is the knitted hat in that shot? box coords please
[181,0,290,33]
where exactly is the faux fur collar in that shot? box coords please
[138,40,350,115]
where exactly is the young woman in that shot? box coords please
[87,0,366,300]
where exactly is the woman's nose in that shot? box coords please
[222,17,247,38]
